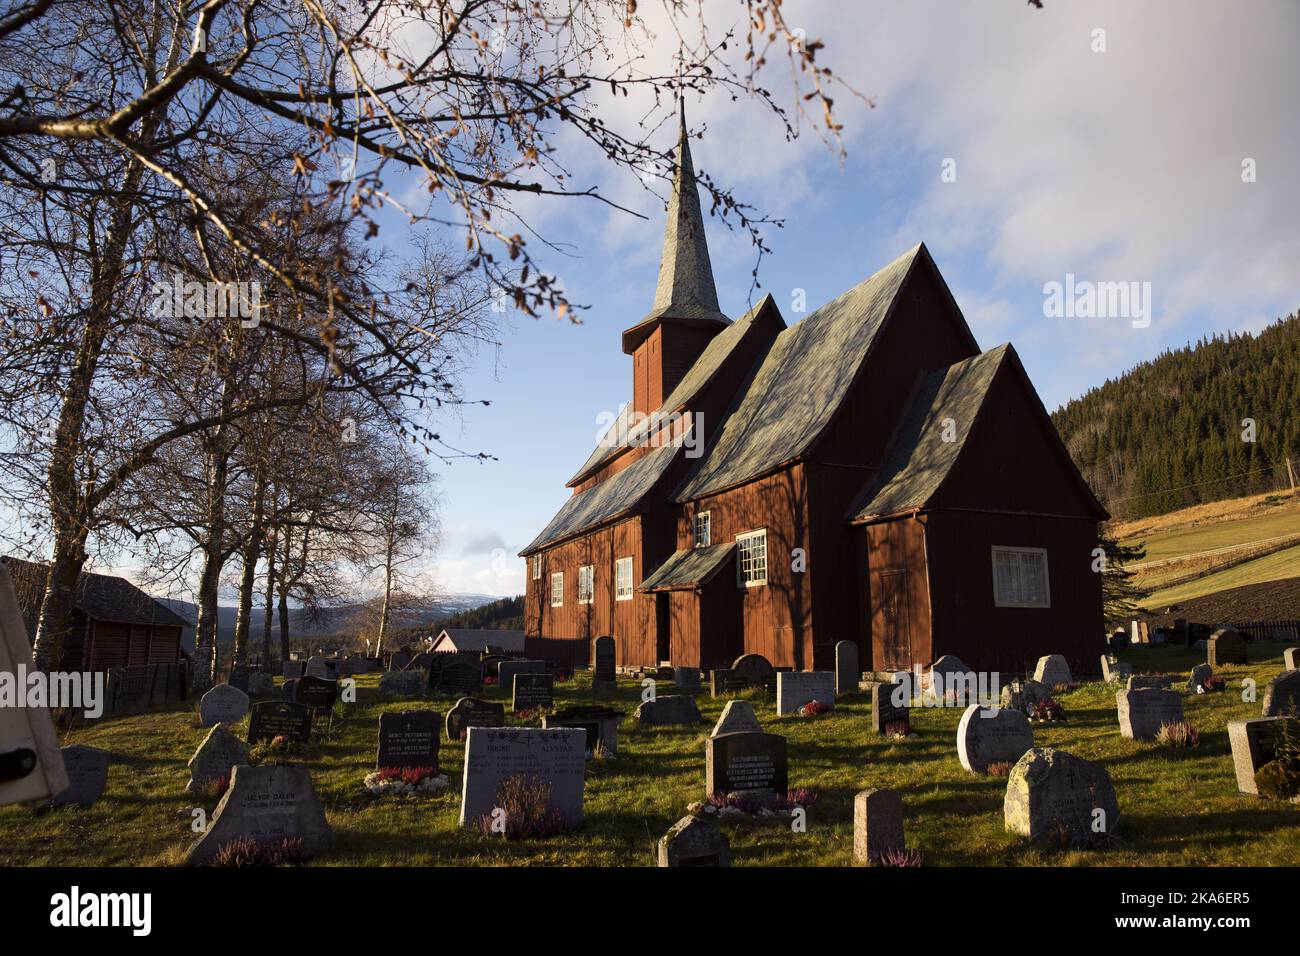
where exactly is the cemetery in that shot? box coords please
[4,638,1299,867]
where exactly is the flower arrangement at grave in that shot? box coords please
[799,699,833,717]
[1028,697,1066,722]
[483,675,498,686]
[208,836,307,868]
[883,719,913,739]
[875,846,924,867]
[363,765,450,797]
[687,788,819,820]
[1155,720,1200,749]
[478,774,569,838]
[985,761,1014,778]
[513,705,554,722]
[1198,675,1226,694]
[198,774,231,802]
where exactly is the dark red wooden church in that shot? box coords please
[520,109,1107,678]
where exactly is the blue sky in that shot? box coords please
[429,0,1300,598]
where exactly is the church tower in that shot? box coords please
[621,104,731,416]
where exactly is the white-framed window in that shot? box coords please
[531,554,542,580]
[615,557,634,600]
[736,529,768,587]
[693,510,712,548]
[550,571,564,607]
[991,546,1050,608]
[578,565,594,604]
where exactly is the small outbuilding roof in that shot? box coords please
[1,557,190,630]
[431,628,525,653]
[639,543,736,592]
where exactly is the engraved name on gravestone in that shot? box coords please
[458,727,586,827]
[775,671,835,715]
[512,672,554,711]
[445,697,507,741]
[247,701,313,745]
[185,764,334,865]
[706,732,788,797]
[376,711,441,771]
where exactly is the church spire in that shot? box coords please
[622,101,730,355]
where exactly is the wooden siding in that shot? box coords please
[861,517,933,672]
[87,621,181,673]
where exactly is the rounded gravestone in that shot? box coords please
[834,641,860,696]
[1261,669,1300,717]
[1003,748,1119,843]
[731,654,775,689]
[957,704,1034,774]
[199,683,250,728]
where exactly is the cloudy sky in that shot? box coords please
[425,0,1300,598]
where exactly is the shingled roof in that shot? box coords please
[1,557,191,630]
[674,244,924,502]
[622,103,730,354]
[568,295,782,487]
[639,543,736,592]
[847,345,1009,522]
[521,443,679,555]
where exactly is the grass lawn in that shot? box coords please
[3,645,1298,867]
[1143,545,1300,608]
[1125,508,1300,565]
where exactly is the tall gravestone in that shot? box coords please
[957,704,1034,773]
[247,701,312,745]
[1283,647,1299,671]
[1003,748,1120,842]
[185,764,334,865]
[49,745,110,808]
[376,711,441,771]
[1208,627,1248,667]
[458,727,586,828]
[871,681,910,734]
[853,788,904,864]
[446,697,506,741]
[834,641,859,695]
[706,732,788,797]
[592,636,617,696]
[1116,688,1183,740]
[199,683,250,728]
[187,723,249,794]
[512,672,554,712]
[776,671,835,715]
[673,666,702,690]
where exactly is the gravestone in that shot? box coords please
[247,701,312,745]
[498,659,546,695]
[870,681,910,734]
[185,764,333,865]
[1100,655,1132,684]
[542,706,621,756]
[1208,627,1247,667]
[282,660,305,679]
[293,675,338,712]
[1116,688,1183,740]
[247,672,276,697]
[1003,748,1120,842]
[480,653,513,681]
[322,659,341,680]
[635,695,702,725]
[835,641,859,695]
[1227,716,1300,795]
[458,727,586,828]
[1032,654,1072,687]
[1187,663,1213,691]
[379,670,425,700]
[406,652,432,672]
[706,732,788,797]
[187,723,249,794]
[305,655,329,678]
[1001,678,1049,713]
[228,666,250,693]
[1284,647,1299,671]
[446,697,506,741]
[49,745,110,808]
[199,683,250,728]
[657,815,731,867]
[776,671,836,715]
[376,711,441,771]
[673,666,702,690]
[712,700,763,737]
[281,678,298,702]
[712,653,776,697]
[592,636,617,696]
[511,672,554,711]
[428,653,482,697]
[1261,670,1300,717]
[1126,674,1173,691]
[927,654,975,705]
[853,788,904,865]
[389,650,413,672]
[957,704,1035,773]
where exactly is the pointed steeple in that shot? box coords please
[622,102,731,354]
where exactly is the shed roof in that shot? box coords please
[674,244,924,502]
[431,628,525,653]
[847,344,1009,522]
[521,443,679,555]
[1,557,190,629]
[638,543,736,592]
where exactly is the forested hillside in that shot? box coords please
[1052,312,1300,518]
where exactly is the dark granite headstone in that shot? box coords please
[228,666,251,693]
[294,675,338,712]
[281,678,299,702]
[512,672,554,711]
[706,732,788,797]
[428,653,482,696]
[446,697,507,741]
[376,711,441,771]
[1208,627,1248,667]
[870,681,910,734]
[282,660,306,679]
[542,706,621,756]
[592,636,616,694]
[247,701,312,745]
[657,815,731,867]
[389,650,413,672]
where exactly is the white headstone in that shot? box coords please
[775,671,836,715]
[458,727,586,829]
[1032,654,1072,687]
[1116,688,1183,740]
[199,683,250,727]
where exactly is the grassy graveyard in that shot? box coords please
[3,644,1298,867]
